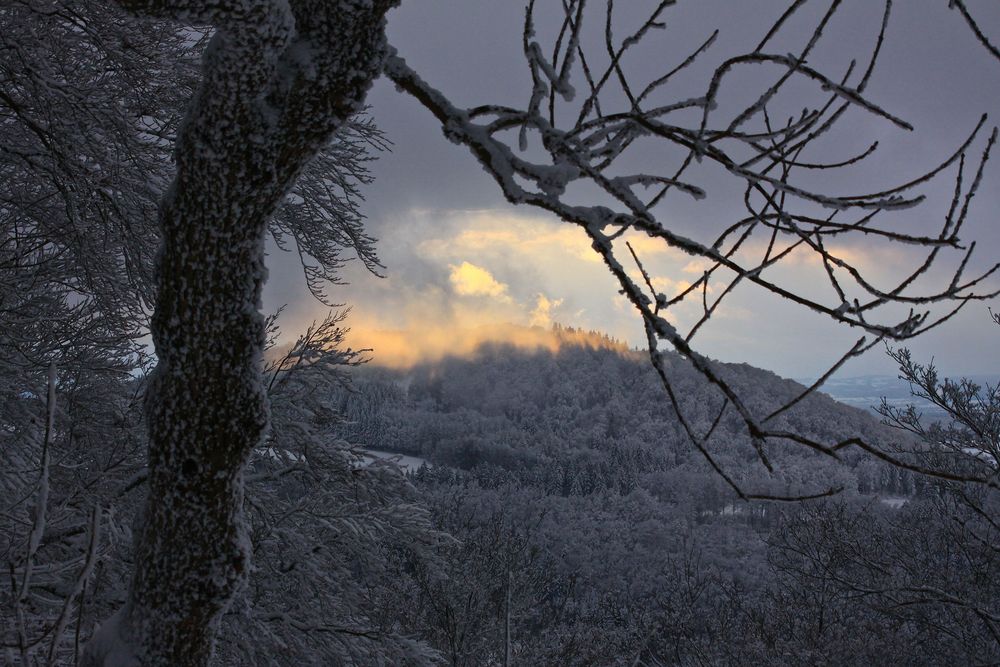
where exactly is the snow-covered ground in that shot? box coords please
[362,449,431,472]
[880,496,909,509]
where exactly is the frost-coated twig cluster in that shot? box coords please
[386,0,1000,500]
[219,313,448,664]
[2,364,107,665]
[878,311,1000,483]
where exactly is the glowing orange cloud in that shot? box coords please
[448,261,513,301]
[418,211,603,265]
[344,321,630,370]
[529,293,564,327]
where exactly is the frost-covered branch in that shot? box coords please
[948,0,1000,63]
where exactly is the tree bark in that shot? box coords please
[83,2,398,664]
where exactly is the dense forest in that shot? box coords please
[9,314,998,664]
[320,326,1000,666]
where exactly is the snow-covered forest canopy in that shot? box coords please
[2,0,999,664]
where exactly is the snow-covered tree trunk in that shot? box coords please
[82,2,397,664]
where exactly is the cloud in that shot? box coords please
[320,208,679,358]
[681,258,714,274]
[652,275,694,296]
[448,261,513,301]
[418,210,601,265]
[529,293,564,328]
[618,233,689,260]
[280,206,948,378]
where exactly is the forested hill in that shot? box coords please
[334,325,918,500]
[326,327,981,665]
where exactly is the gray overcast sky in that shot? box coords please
[263,0,1000,379]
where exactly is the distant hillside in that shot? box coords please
[334,325,919,499]
[334,325,961,664]
[805,373,1000,423]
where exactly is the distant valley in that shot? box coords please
[807,373,1000,423]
